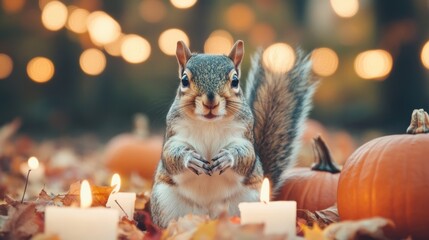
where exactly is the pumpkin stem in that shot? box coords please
[406,109,429,134]
[133,113,149,138]
[311,136,341,173]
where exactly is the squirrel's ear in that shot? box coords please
[176,41,192,75]
[228,40,244,71]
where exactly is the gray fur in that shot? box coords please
[186,54,235,94]
[245,49,318,194]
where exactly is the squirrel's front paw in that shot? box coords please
[211,149,235,175]
[184,151,212,176]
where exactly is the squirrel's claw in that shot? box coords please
[184,151,212,176]
[211,150,234,174]
[188,166,201,175]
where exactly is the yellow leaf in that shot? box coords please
[300,223,326,240]
[191,219,218,240]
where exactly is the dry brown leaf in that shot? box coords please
[132,210,162,240]
[1,203,43,240]
[34,189,64,213]
[37,189,51,201]
[322,217,396,240]
[61,181,114,207]
[135,191,150,210]
[314,205,339,224]
[118,217,145,240]
[297,205,339,236]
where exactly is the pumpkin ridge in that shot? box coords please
[302,177,313,210]
[369,137,386,220]
[404,146,410,237]
[343,142,369,218]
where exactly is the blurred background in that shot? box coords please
[0,0,429,140]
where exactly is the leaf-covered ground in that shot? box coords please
[0,119,396,240]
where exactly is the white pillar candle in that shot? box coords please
[45,207,118,240]
[106,173,136,219]
[106,192,136,219]
[45,180,119,240]
[239,178,297,238]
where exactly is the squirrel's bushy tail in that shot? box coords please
[245,49,317,193]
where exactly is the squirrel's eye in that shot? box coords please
[231,74,239,88]
[181,74,189,88]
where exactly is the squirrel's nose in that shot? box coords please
[203,101,219,110]
[203,92,219,110]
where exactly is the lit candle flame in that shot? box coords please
[260,178,270,203]
[111,173,121,194]
[28,157,39,170]
[80,180,92,208]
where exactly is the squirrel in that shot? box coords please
[150,40,317,228]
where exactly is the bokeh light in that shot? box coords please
[170,0,197,9]
[2,0,26,14]
[104,34,124,57]
[28,156,39,170]
[225,3,255,32]
[311,47,339,77]
[330,0,359,18]
[79,48,106,76]
[249,23,276,47]
[27,57,55,83]
[87,11,121,46]
[66,7,90,34]
[354,50,393,80]
[204,30,234,54]
[139,0,166,23]
[0,54,13,79]
[38,0,53,10]
[41,1,68,31]
[158,29,190,56]
[262,43,295,73]
[121,34,151,64]
[421,40,429,70]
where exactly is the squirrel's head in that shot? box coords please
[175,40,244,121]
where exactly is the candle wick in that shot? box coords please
[114,199,129,219]
[263,200,268,204]
[21,169,32,203]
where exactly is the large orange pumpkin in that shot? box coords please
[275,136,340,211]
[338,109,429,239]
[104,114,162,180]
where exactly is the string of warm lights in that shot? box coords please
[0,0,428,83]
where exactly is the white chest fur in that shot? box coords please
[170,117,254,207]
[173,117,246,160]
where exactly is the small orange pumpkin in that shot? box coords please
[338,109,429,239]
[275,136,340,211]
[104,114,162,180]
